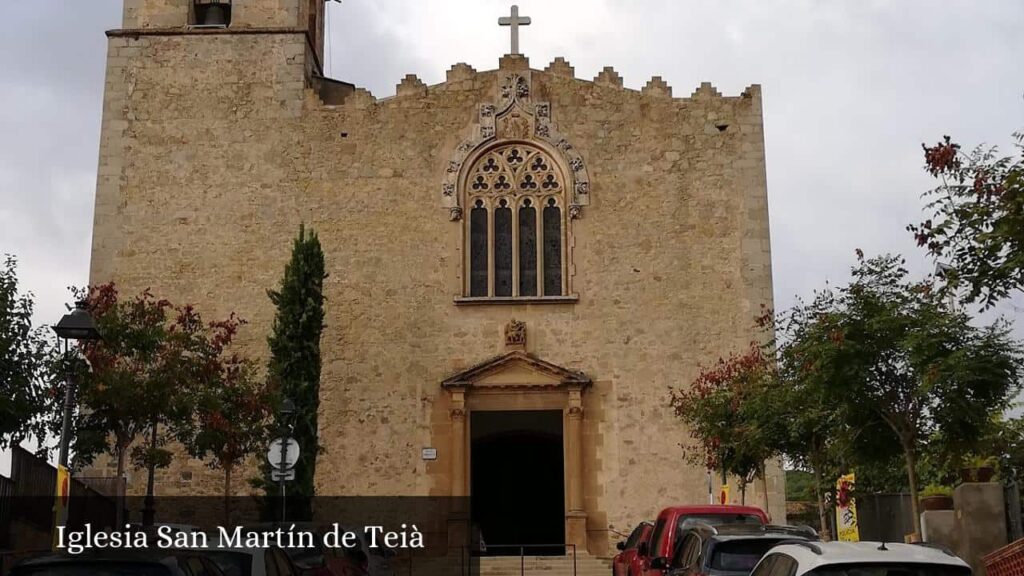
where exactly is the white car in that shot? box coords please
[749,541,971,576]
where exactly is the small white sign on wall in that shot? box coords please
[421,448,438,461]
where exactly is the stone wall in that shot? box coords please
[121,0,307,29]
[89,2,780,554]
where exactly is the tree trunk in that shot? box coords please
[761,466,772,523]
[143,421,157,526]
[223,462,233,526]
[902,442,922,540]
[115,442,128,527]
[741,481,747,505]
[814,466,832,541]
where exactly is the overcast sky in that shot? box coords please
[1,0,1022,335]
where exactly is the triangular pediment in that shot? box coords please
[442,350,589,390]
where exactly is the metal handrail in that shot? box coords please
[467,543,578,576]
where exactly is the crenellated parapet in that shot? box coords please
[545,57,575,78]
[446,63,477,82]
[593,66,623,88]
[642,76,672,98]
[396,74,426,97]
[317,54,762,109]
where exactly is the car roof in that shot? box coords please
[767,541,969,571]
[684,524,816,541]
[663,505,768,517]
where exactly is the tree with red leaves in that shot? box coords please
[669,340,782,507]
[68,283,260,504]
[909,133,1024,308]
[176,317,273,521]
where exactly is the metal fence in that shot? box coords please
[856,493,916,542]
[0,446,121,546]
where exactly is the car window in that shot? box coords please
[751,553,781,576]
[770,555,798,576]
[264,550,280,576]
[185,557,207,576]
[671,534,696,567]
[204,551,252,576]
[805,563,972,576]
[649,518,668,556]
[709,539,788,572]
[273,548,297,576]
[679,534,702,569]
[625,524,648,549]
[677,514,763,533]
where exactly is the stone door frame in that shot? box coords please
[442,350,590,551]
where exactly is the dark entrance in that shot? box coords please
[470,410,565,555]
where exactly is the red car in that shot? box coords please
[640,505,769,576]
[613,521,653,576]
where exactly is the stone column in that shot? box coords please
[448,386,469,549]
[566,385,587,552]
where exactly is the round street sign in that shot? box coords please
[266,437,300,470]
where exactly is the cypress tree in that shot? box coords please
[264,225,326,520]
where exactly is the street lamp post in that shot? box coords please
[51,300,102,469]
[278,397,295,523]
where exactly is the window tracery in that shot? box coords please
[462,143,569,300]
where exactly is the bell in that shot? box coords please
[195,0,231,26]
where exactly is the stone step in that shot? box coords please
[478,554,611,576]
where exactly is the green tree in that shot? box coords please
[0,256,53,450]
[800,254,1022,537]
[909,133,1024,308]
[263,225,326,519]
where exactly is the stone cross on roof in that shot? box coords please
[498,5,531,55]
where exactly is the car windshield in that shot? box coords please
[203,551,252,576]
[12,561,173,576]
[284,545,326,568]
[678,514,763,532]
[807,563,972,576]
[710,539,789,572]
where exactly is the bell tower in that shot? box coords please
[119,0,326,72]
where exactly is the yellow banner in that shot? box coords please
[835,473,859,542]
[718,484,730,505]
[52,465,70,550]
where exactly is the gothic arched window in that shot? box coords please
[462,143,569,300]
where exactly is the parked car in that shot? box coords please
[642,505,770,576]
[10,551,226,576]
[204,532,305,576]
[613,521,653,576]
[748,541,970,576]
[655,524,817,576]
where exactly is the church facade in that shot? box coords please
[90,0,783,555]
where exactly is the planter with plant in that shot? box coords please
[919,484,954,511]
[959,456,997,483]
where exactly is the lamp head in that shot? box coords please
[52,300,102,341]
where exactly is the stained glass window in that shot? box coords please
[494,199,513,297]
[470,200,488,297]
[543,199,562,296]
[519,200,537,296]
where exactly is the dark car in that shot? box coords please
[614,522,653,576]
[642,505,770,576]
[653,524,817,576]
[11,551,226,576]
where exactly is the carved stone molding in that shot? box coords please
[505,319,526,348]
[441,72,591,219]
